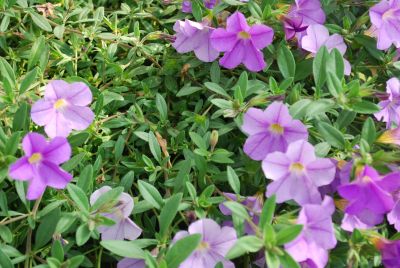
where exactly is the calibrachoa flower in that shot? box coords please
[319,159,352,196]
[172,218,237,268]
[263,140,335,205]
[181,0,218,13]
[341,210,385,232]
[377,127,400,145]
[173,20,219,62]
[117,258,145,268]
[301,24,351,75]
[285,196,337,268]
[241,101,308,161]
[369,0,400,50]
[374,77,400,128]
[219,193,262,234]
[31,80,94,138]
[373,238,400,268]
[8,133,72,200]
[283,0,326,40]
[210,12,274,72]
[90,186,142,240]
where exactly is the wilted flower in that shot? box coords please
[173,20,219,62]
[90,186,142,241]
[117,258,145,268]
[285,196,337,268]
[369,0,400,50]
[31,80,94,138]
[374,77,400,129]
[8,133,72,200]
[241,101,308,161]
[301,24,351,75]
[210,12,274,72]
[172,218,237,268]
[377,127,400,145]
[263,140,336,205]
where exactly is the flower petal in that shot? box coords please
[42,136,71,164]
[62,105,94,131]
[306,158,336,187]
[210,29,237,52]
[242,43,266,72]
[123,218,142,240]
[226,12,249,32]
[44,113,72,138]
[64,82,93,106]
[45,80,70,100]
[38,161,72,189]
[262,152,290,180]
[22,132,47,155]
[9,157,33,180]
[249,24,274,49]
[241,108,269,135]
[27,177,47,200]
[31,99,56,126]
[219,42,244,69]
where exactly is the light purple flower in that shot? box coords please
[31,80,94,138]
[369,0,400,50]
[219,193,262,234]
[90,186,142,241]
[285,196,337,268]
[319,160,352,196]
[8,133,72,200]
[263,140,335,205]
[181,0,218,13]
[172,218,237,268]
[117,258,145,268]
[210,12,274,72]
[301,24,351,75]
[241,101,308,161]
[173,20,219,62]
[341,210,385,232]
[374,77,400,129]
[374,238,400,268]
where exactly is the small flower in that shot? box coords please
[374,77,400,129]
[182,0,192,13]
[377,127,400,145]
[285,196,337,268]
[173,20,219,62]
[117,258,145,268]
[172,219,237,268]
[283,17,308,40]
[90,186,142,241]
[210,11,274,72]
[263,140,336,205]
[373,238,400,268]
[301,24,351,75]
[31,80,95,138]
[369,0,400,50]
[8,133,72,200]
[241,101,308,161]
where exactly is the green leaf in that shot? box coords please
[313,46,329,90]
[265,250,281,268]
[138,180,163,209]
[204,82,230,98]
[326,71,342,98]
[76,224,91,246]
[91,187,124,212]
[226,236,264,259]
[222,201,249,220]
[352,101,380,114]
[317,122,346,149]
[67,184,89,212]
[227,166,240,194]
[361,117,376,145]
[0,56,16,89]
[0,247,13,268]
[30,11,52,32]
[12,102,30,131]
[159,193,182,238]
[259,195,276,229]
[77,164,93,193]
[277,44,296,79]
[148,131,162,162]
[327,48,345,80]
[28,36,46,70]
[192,1,203,22]
[276,224,303,245]
[19,67,38,94]
[165,234,201,268]
[156,93,168,122]
[51,240,64,262]
[189,132,207,150]
[101,240,145,258]
[279,251,300,268]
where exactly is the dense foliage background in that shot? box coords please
[1,0,400,267]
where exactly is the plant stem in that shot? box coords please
[24,195,43,268]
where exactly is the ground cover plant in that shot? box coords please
[1,0,400,267]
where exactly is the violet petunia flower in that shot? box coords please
[8,133,72,200]
[301,24,351,75]
[341,209,385,232]
[90,186,142,241]
[31,80,94,138]
[374,77,400,129]
[117,258,145,268]
[285,196,337,268]
[173,20,219,62]
[172,219,237,268]
[263,140,336,205]
[210,12,274,72]
[219,193,262,234]
[374,238,400,268]
[369,0,400,50]
[241,101,308,161]
[319,159,352,196]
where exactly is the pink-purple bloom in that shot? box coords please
[374,238,400,268]
[31,80,94,138]
[173,20,219,62]
[210,12,274,72]
[181,0,218,13]
[90,186,142,241]
[285,196,337,268]
[263,140,336,205]
[8,133,72,200]
[241,101,308,161]
[319,160,352,196]
[369,0,400,50]
[301,24,351,75]
[374,77,400,129]
[172,218,237,268]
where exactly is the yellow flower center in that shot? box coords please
[28,153,42,164]
[361,176,372,183]
[237,31,251,40]
[290,162,304,172]
[269,123,284,134]
[197,241,210,251]
[383,9,395,20]
[54,99,67,109]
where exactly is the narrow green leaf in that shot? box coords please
[67,184,89,212]
[317,122,346,149]
[30,11,52,32]
[227,166,240,194]
[165,234,201,268]
[277,44,296,79]
[138,180,163,209]
[159,193,182,238]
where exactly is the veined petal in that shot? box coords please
[22,132,47,155]
[45,80,70,100]
[64,82,93,106]
[44,113,72,138]
[249,24,274,49]
[219,42,245,69]
[226,11,249,32]
[61,105,94,131]
[27,177,47,200]
[241,108,269,135]
[262,152,290,180]
[242,43,266,72]
[42,136,71,164]
[31,99,56,126]
[210,29,237,52]
[306,158,336,187]
[9,157,34,180]
[123,218,142,240]
[38,161,72,189]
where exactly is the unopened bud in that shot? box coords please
[210,130,219,152]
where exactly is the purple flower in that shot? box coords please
[173,20,219,62]
[117,258,145,268]
[210,12,274,72]
[341,210,385,232]
[319,160,352,196]
[219,193,262,234]
[388,200,400,231]
[241,101,308,161]
[182,0,192,13]
[31,80,94,138]
[374,78,400,129]
[90,186,142,241]
[172,219,237,268]
[263,140,336,205]
[374,238,400,268]
[285,196,337,268]
[301,24,351,75]
[8,133,72,200]
[283,17,308,41]
[369,0,400,50]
